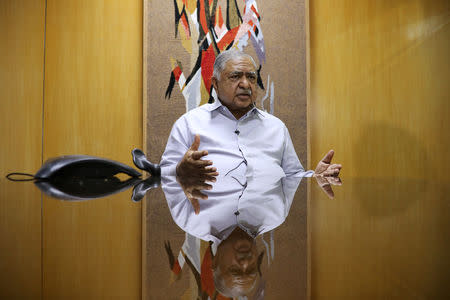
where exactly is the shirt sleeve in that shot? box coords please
[160,116,191,176]
[281,125,314,177]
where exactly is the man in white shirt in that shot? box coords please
[160,49,342,209]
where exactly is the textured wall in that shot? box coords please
[144,0,309,299]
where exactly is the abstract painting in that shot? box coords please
[164,0,275,113]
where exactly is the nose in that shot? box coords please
[238,76,250,88]
[236,251,253,270]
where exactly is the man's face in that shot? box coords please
[212,57,258,118]
[212,228,259,295]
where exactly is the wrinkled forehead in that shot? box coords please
[223,57,257,74]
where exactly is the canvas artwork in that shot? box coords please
[145,1,308,299]
[164,0,275,114]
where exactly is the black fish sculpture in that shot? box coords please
[6,149,160,202]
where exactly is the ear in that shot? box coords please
[211,76,219,91]
[257,251,265,276]
[211,253,218,270]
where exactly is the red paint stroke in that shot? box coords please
[172,260,182,275]
[201,46,215,91]
[217,26,239,49]
[199,0,209,35]
[173,66,182,81]
[217,5,224,28]
[180,13,190,38]
[200,246,215,297]
[248,19,254,27]
[251,5,260,19]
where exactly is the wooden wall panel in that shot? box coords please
[0,1,45,298]
[43,0,142,298]
[309,0,449,179]
[308,0,449,298]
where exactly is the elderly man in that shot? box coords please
[160,49,341,205]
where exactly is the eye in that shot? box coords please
[229,267,242,276]
[247,74,257,82]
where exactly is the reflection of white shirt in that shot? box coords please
[160,99,314,179]
[161,175,304,246]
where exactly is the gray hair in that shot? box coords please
[213,49,257,80]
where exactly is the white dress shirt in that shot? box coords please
[162,174,304,246]
[160,99,314,179]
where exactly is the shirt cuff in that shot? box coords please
[291,170,315,177]
[161,164,177,177]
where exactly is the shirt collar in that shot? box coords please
[205,96,265,119]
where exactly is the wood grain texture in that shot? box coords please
[308,0,450,299]
[43,0,142,298]
[0,0,45,298]
[308,0,449,179]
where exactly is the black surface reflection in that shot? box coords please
[6,150,161,202]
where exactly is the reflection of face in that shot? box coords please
[212,57,258,119]
[212,227,259,297]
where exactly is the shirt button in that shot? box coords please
[234,211,240,216]
[234,130,240,135]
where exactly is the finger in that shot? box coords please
[203,174,218,182]
[191,150,209,160]
[321,183,334,199]
[329,177,342,186]
[187,181,213,190]
[193,159,213,167]
[191,189,208,200]
[189,197,200,215]
[321,150,334,164]
[329,164,342,170]
[324,168,340,176]
[196,182,213,190]
[190,134,201,151]
[205,166,217,173]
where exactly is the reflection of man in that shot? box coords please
[162,174,299,299]
[160,49,341,204]
[212,227,263,298]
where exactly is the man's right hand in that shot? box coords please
[176,134,218,179]
[176,134,218,214]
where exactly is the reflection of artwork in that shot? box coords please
[165,0,274,113]
[164,234,267,300]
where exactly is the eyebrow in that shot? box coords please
[228,71,257,75]
[228,264,257,276]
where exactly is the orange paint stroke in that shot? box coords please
[217,27,239,50]
[216,5,224,28]
[173,66,182,81]
[201,46,215,92]
[251,5,260,19]
[180,13,190,38]
[199,0,209,34]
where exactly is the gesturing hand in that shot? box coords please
[314,150,342,199]
[176,134,219,214]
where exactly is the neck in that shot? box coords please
[218,100,254,120]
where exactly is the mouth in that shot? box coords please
[236,89,252,98]
[233,239,253,252]
[236,93,251,100]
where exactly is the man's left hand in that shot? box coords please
[314,150,342,198]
